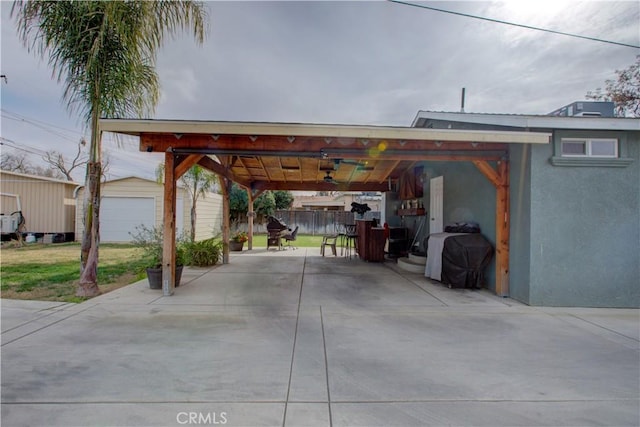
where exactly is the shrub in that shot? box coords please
[231,231,248,243]
[183,236,222,267]
[130,225,187,268]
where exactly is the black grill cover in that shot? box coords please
[441,234,494,289]
[266,216,288,232]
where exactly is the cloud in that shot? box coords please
[2,1,638,180]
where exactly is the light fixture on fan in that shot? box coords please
[323,170,335,183]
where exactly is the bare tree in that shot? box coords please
[1,152,32,173]
[587,55,640,117]
[1,151,64,179]
[42,139,88,181]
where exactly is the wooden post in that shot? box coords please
[247,189,254,250]
[162,151,177,296]
[220,178,231,264]
[473,158,510,297]
[495,159,510,297]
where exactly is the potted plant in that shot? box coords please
[229,230,248,251]
[130,225,185,289]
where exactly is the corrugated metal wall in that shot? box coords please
[0,170,78,235]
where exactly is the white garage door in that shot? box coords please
[101,197,155,242]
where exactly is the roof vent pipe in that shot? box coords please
[460,87,466,113]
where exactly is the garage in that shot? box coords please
[100,197,155,242]
[76,177,205,244]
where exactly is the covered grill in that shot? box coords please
[266,216,288,250]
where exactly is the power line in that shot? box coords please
[1,109,85,144]
[387,0,640,49]
[0,139,48,157]
[1,109,83,134]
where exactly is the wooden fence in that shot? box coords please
[243,210,381,235]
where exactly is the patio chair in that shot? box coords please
[343,223,358,258]
[282,225,299,250]
[320,234,338,256]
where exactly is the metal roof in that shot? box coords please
[412,110,640,131]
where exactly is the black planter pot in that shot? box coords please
[146,265,184,289]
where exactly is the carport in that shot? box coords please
[99,119,549,297]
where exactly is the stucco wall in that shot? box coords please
[508,144,532,304]
[528,131,639,307]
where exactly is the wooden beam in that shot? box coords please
[175,154,204,179]
[220,178,231,264]
[472,160,501,187]
[247,190,254,250]
[162,151,177,296]
[252,189,266,199]
[141,133,511,154]
[251,181,388,192]
[197,156,252,189]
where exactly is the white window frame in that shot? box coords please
[560,138,618,158]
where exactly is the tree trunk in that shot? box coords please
[190,204,196,241]
[77,161,101,297]
[78,105,101,297]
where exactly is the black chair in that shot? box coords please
[282,226,299,250]
[343,224,358,258]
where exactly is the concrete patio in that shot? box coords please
[2,248,639,426]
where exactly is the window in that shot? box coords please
[560,138,618,158]
[551,132,632,168]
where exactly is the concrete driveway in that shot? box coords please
[2,249,639,427]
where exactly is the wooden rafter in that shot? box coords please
[197,156,252,189]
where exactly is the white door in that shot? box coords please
[429,176,444,234]
[101,197,155,242]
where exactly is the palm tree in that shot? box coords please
[156,163,218,241]
[12,1,207,296]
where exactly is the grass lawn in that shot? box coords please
[250,233,325,248]
[0,235,326,302]
[1,243,148,303]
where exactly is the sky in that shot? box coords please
[1,0,638,182]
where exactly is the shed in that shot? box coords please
[75,176,222,243]
[0,170,79,241]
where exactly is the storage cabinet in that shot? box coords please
[356,219,385,262]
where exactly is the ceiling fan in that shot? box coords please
[320,158,373,172]
[323,170,337,184]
